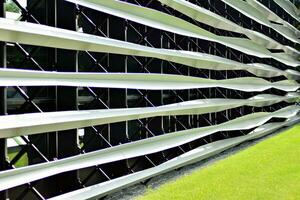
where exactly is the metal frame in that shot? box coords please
[0,0,299,199]
[0,1,7,199]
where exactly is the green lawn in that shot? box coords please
[138,124,300,200]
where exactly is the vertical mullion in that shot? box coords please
[55,0,80,193]
[108,16,129,176]
[0,0,7,199]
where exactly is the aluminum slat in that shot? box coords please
[221,0,300,45]
[2,19,299,77]
[0,97,299,139]
[157,0,299,56]
[0,106,298,191]
[48,116,300,200]
[247,0,300,37]
[64,0,300,66]
[1,18,299,77]
[273,0,300,23]
[0,69,300,90]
